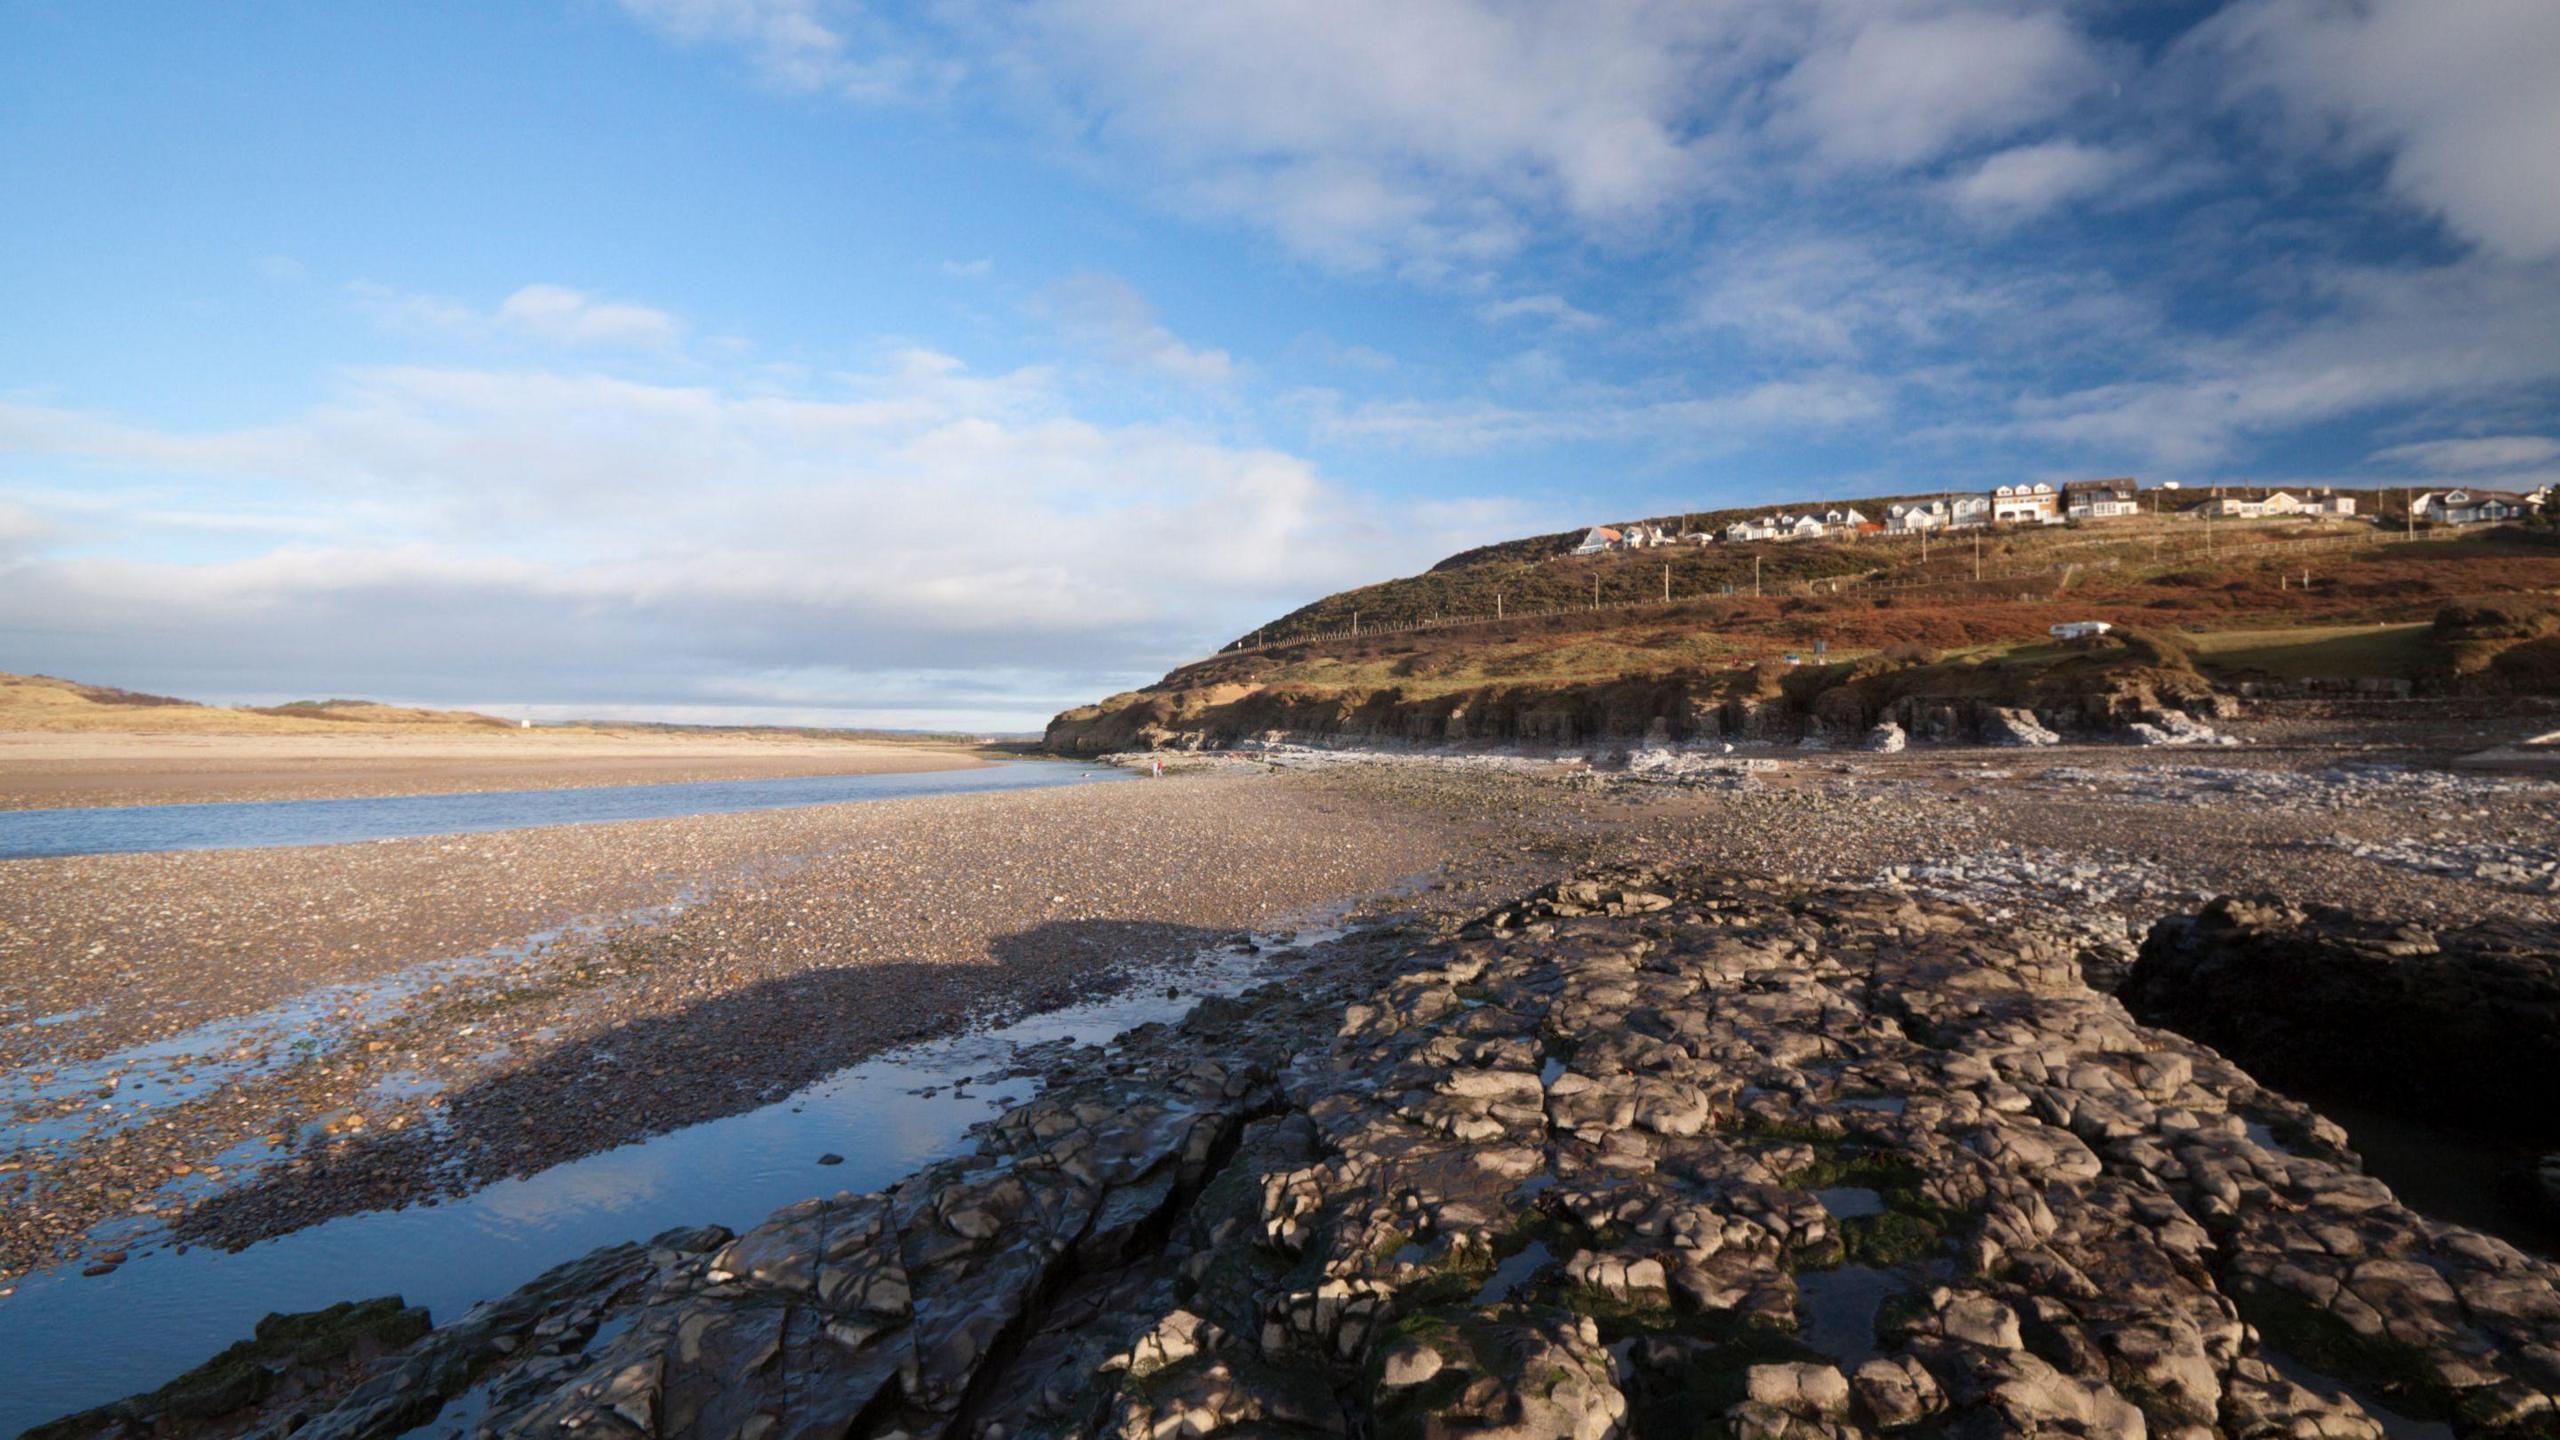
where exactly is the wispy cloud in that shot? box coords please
[2369,434,2560,475]
[1036,272,1236,384]
[350,282,685,351]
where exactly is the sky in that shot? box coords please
[3,1,2557,731]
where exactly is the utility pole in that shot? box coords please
[1592,574,1600,610]
[1496,590,1504,620]
[1662,563,1670,603]
[1753,554,1762,597]
[1352,609,1359,636]
[1973,534,1982,581]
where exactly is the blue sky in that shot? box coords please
[4,1,2557,729]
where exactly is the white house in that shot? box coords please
[1992,483,2063,525]
[1724,516,1782,543]
[2063,479,2140,521]
[2415,489,2533,525]
[1820,507,1869,531]
[1571,525,1624,555]
[2309,489,2358,518]
[1781,513,1828,540]
[1885,499,1952,533]
[2050,621,2115,641]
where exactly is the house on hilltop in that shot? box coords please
[1724,516,1783,543]
[2415,489,2533,525]
[1571,525,1624,555]
[2064,479,2140,521]
[1992,483,2063,525]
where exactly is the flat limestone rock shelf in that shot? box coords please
[40,874,2560,1440]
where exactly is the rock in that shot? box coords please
[1379,1340,1444,1389]
[1986,706,2061,746]
[69,872,2560,1440]
[815,1152,844,1166]
[1864,721,1908,754]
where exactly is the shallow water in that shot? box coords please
[1796,1265,1902,1367]
[1475,1240,1553,1305]
[1816,1186,1887,1219]
[2,903,686,1161]
[0,761,1125,858]
[0,924,1326,1435]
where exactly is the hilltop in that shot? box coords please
[1049,497,2560,754]
[0,674,519,735]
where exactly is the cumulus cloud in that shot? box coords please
[2200,0,2560,259]
[0,353,1524,725]
[1036,273,1236,383]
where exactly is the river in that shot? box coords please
[0,761,1125,859]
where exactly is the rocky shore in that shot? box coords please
[49,867,2560,1440]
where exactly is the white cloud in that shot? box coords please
[2200,0,2560,260]
[2369,434,2560,475]
[493,285,685,349]
[613,0,953,101]
[1480,294,1603,330]
[1773,8,2106,169]
[1991,256,2560,469]
[1037,272,1236,383]
[0,352,1523,724]
[351,281,684,351]
[1298,372,1887,455]
[1946,141,2137,222]
[940,257,995,279]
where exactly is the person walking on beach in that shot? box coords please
[1150,756,1163,779]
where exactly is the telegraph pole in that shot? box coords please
[1973,534,1982,581]
[1753,554,1762,596]
[1662,563,1670,603]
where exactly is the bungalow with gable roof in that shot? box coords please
[1724,516,1782,543]
[1885,499,1953,532]
[2415,489,2533,525]
[1571,525,1624,555]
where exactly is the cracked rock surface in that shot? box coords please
[42,872,2560,1440]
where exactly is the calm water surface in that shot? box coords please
[0,762,1124,858]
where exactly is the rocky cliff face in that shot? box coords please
[1044,634,2234,756]
[54,876,2560,1440]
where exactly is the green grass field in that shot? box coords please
[2185,623,2435,681]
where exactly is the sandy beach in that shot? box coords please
[0,730,988,811]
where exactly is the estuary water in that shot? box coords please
[0,761,1125,859]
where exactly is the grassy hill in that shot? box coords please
[0,674,519,735]
[1049,507,2560,754]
